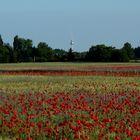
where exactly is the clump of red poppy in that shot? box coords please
[0,90,140,139]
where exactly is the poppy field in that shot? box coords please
[0,63,140,140]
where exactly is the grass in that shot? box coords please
[0,75,140,94]
[0,62,140,71]
[0,74,140,139]
[0,63,140,139]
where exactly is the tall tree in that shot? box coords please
[4,43,15,63]
[37,42,53,61]
[67,48,75,61]
[13,36,33,62]
[0,35,3,46]
[0,35,10,63]
[134,46,140,59]
[122,42,134,60]
[111,49,129,62]
[53,49,66,61]
[0,44,10,63]
[86,44,114,62]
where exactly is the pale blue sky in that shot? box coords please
[0,0,140,51]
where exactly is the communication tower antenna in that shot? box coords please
[70,33,74,51]
[70,40,74,51]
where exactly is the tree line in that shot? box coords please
[0,34,140,63]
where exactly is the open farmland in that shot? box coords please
[1,62,140,76]
[0,63,140,140]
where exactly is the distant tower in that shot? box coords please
[70,40,74,51]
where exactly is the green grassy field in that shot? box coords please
[0,75,140,94]
[0,62,140,71]
[0,63,140,139]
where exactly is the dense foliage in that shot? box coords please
[0,35,140,62]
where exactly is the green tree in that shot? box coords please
[0,35,3,46]
[111,49,129,62]
[4,43,15,62]
[0,35,11,63]
[13,36,33,62]
[22,39,33,62]
[37,42,53,62]
[86,44,114,62]
[122,42,134,60]
[134,46,140,60]
[53,49,66,61]
[0,44,10,63]
[67,48,75,61]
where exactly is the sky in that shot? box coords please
[0,0,140,52]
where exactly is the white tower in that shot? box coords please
[70,40,74,51]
